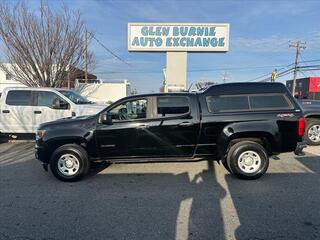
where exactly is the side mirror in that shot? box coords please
[101,112,113,125]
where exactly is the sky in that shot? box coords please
[13,0,320,93]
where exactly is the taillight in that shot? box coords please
[298,117,306,137]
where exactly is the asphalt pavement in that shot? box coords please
[0,142,320,240]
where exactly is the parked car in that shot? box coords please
[35,82,306,182]
[299,99,320,145]
[0,87,106,134]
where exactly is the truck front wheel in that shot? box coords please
[227,141,269,180]
[50,144,90,182]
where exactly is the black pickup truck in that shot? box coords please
[299,99,320,145]
[35,82,306,182]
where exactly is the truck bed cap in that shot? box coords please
[203,82,289,96]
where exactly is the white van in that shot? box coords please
[0,87,107,134]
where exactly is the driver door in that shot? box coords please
[95,98,150,159]
[32,91,72,131]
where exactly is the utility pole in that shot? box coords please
[289,41,306,96]
[223,71,228,83]
[84,28,88,82]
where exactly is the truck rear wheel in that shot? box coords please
[50,144,90,182]
[304,119,320,146]
[227,141,269,180]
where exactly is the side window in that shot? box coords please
[249,94,292,110]
[157,96,190,117]
[206,95,249,112]
[36,91,65,108]
[109,99,147,121]
[6,90,32,106]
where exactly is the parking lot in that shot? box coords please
[0,142,319,240]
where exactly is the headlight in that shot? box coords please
[36,129,46,140]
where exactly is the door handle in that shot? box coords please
[136,124,149,129]
[2,110,10,113]
[34,111,42,114]
[178,122,193,127]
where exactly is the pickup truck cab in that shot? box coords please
[0,87,106,134]
[35,82,306,181]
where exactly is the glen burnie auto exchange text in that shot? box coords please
[131,26,226,48]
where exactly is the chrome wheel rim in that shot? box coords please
[308,125,320,142]
[237,150,261,174]
[57,154,80,176]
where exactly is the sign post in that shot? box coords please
[128,23,230,92]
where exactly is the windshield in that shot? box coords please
[58,90,92,104]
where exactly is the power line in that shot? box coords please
[248,59,320,83]
[95,64,291,75]
[248,63,294,82]
[298,54,317,76]
[298,65,320,69]
[300,68,320,72]
[300,59,320,64]
[258,67,294,82]
[300,71,308,78]
[91,34,131,66]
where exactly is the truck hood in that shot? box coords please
[74,104,107,116]
[38,114,95,130]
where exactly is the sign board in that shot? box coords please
[128,23,229,52]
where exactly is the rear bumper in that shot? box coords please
[294,142,307,156]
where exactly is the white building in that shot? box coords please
[0,64,25,93]
[0,64,131,103]
[74,79,131,103]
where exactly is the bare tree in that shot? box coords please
[0,1,94,87]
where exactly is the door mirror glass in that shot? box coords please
[101,112,113,125]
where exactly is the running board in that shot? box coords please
[91,156,211,164]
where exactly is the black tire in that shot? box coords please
[304,119,320,146]
[221,158,231,173]
[226,141,269,180]
[50,144,90,182]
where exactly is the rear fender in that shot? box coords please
[304,114,320,121]
[217,121,279,158]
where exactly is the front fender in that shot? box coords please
[39,126,96,160]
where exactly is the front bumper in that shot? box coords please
[35,143,50,163]
[294,142,307,156]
